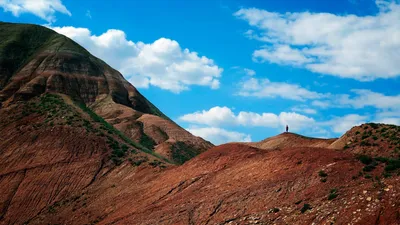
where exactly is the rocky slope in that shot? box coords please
[329,123,400,158]
[0,21,213,165]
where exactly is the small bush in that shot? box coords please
[363,164,376,172]
[384,159,400,172]
[357,155,373,165]
[364,174,372,179]
[368,123,379,129]
[318,170,328,177]
[300,204,312,213]
[328,189,338,200]
[111,157,122,166]
[361,134,369,140]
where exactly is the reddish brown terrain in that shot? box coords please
[1,22,400,225]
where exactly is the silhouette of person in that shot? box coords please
[286,125,289,133]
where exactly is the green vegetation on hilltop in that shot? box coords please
[18,93,170,167]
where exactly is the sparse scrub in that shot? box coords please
[328,189,338,200]
[357,155,373,165]
[300,204,312,213]
[318,170,328,177]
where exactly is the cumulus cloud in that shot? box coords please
[0,0,71,22]
[179,106,315,131]
[51,26,223,93]
[323,114,368,133]
[235,1,400,81]
[187,127,251,145]
[238,78,323,101]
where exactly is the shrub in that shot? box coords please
[328,189,338,200]
[300,204,312,213]
[149,160,163,167]
[111,157,122,166]
[318,170,328,177]
[363,164,376,172]
[384,159,400,172]
[357,155,373,165]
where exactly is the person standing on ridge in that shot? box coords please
[286,125,289,133]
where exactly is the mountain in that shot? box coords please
[0,21,213,164]
[0,22,212,224]
[1,22,400,225]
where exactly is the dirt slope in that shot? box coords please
[0,22,213,164]
[0,94,169,224]
[28,141,400,225]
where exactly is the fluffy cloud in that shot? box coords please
[324,114,368,133]
[338,89,400,109]
[0,0,71,22]
[235,1,400,81]
[312,89,400,110]
[187,127,251,145]
[51,26,223,93]
[238,78,323,101]
[179,106,315,131]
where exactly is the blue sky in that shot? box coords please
[1,0,399,144]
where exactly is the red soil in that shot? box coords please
[25,143,400,225]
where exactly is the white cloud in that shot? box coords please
[312,89,400,110]
[235,1,400,81]
[243,68,256,76]
[323,114,368,133]
[0,0,71,22]
[186,127,251,145]
[51,26,223,93]
[238,78,323,101]
[179,106,315,131]
[291,105,317,114]
[338,89,400,109]
[253,45,313,66]
[179,106,236,127]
